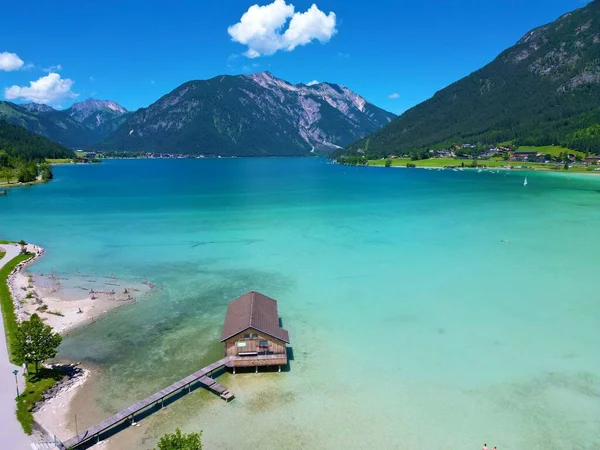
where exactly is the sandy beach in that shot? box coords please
[6,244,154,446]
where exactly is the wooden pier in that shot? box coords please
[62,357,234,449]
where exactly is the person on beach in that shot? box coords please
[482,444,488,450]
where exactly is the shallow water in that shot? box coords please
[2,159,599,449]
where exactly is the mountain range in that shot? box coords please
[101,72,395,156]
[0,73,394,156]
[0,98,129,149]
[342,0,600,157]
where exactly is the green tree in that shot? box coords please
[17,162,38,183]
[39,163,53,181]
[155,428,202,450]
[0,149,9,167]
[15,314,62,373]
[0,166,13,184]
[384,159,392,168]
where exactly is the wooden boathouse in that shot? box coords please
[222,291,290,373]
[58,290,289,449]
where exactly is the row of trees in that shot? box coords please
[0,119,70,183]
[0,151,53,184]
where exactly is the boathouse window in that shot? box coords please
[259,340,268,347]
[243,333,250,340]
[251,333,259,339]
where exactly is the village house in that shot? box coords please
[584,156,600,165]
[512,151,537,161]
[221,291,290,373]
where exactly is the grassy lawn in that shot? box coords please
[367,158,599,172]
[0,239,16,245]
[0,250,63,434]
[16,365,63,434]
[0,177,19,186]
[0,252,5,259]
[46,158,73,164]
[0,252,33,363]
[518,145,584,158]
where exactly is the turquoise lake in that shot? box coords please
[1,159,600,449]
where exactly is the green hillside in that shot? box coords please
[340,0,600,158]
[0,121,73,161]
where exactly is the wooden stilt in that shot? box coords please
[255,365,258,374]
[278,365,281,373]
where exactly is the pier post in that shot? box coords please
[255,365,258,374]
[233,367,236,375]
[278,365,281,373]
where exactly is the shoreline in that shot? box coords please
[5,243,154,446]
[352,162,600,176]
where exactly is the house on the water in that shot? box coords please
[221,291,290,373]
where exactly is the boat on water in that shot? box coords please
[524,177,528,186]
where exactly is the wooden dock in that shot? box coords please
[62,357,234,449]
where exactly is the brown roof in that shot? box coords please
[220,291,290,343]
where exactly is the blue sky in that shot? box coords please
[0,0,592,114]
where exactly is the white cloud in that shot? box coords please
[89,76,95,82]
[306,79,319,86]
[388,92,400,99]
[228,0,337,58]
[43,64,63,73]
[0,52,24,71]
[4,72,78,105]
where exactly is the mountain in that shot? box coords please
[66,98,129,139]
[342,0,600,157]
[99,72,395,156]
[66,98,127,122]
[0,98,128,148]
[20,103,56,113]
[0,120,74,161]
[0,101,93,148]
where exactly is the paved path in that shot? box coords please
[0,244,32,450]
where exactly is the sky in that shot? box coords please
[0,0,593,114]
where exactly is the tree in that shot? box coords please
[0,149,9,167]
[0,166,13,184]
[39,163,53,181]
[384,159,392,168]
[155,428,202,450]
[15,314,62,373]
[18,239,27,254]
[17,162,38,183]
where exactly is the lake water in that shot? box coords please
[2,159,599,449]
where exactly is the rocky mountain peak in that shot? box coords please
[20,102,56,113]
[67,98,127,123]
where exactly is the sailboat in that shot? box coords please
[523,177,528,186]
